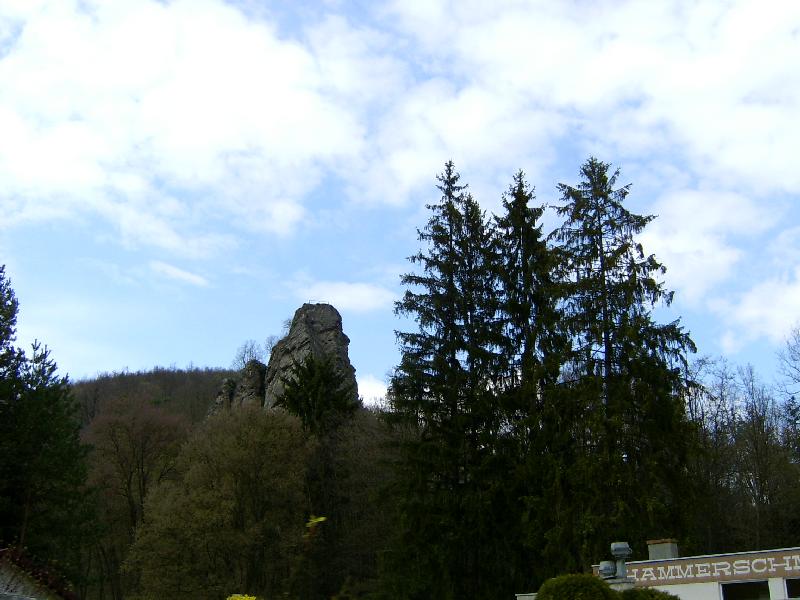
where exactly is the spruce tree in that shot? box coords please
[276,354,358,435]
[494,171,571,588]
[494,170,563,408]
[0,266,91,587]
[551,157,696,566]
[386,161,509,599]
[275,354,360,598]
[0,265,23,414]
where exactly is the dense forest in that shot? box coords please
[1,158,799,599]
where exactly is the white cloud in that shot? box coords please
[767,226,800,269]
[711,224,800,352]
[357,373,388,406]
[2,1,799,321]
[306,15,409,109]
[3,0,798,246]
[713,267,800,353]
[354,77,563,209]
[292,279,396,312]
[639,190,776,304]
[0,0,375,250]
[380,0,800,198]
[149,260,208,287]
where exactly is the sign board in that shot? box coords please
[606,549,800,587]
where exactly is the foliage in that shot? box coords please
[383,158,704,595]
[72,365,235,425]
[0,265,21,383]
[620,587,679,600]
[495,169,561,390]
[86,397,189,533]
[536,574,617,600]
[386,161,523,599]
[494,170,567,586]
[67,365,233,599]
[277,353,389,598]
[0,265,92,589]
[276,353,359,435]
[77,362,393,599]
[298,407,400,599]
[126,407,312,600]
[553,158,691,380]
[81,396,189,599]
[232,339,268,370]
[0,265,23,428]
[778,324,800,396]
[682,359,800,553]
[546,157,697,564]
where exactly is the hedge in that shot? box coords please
[536,574,679,600]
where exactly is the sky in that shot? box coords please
[1,0,800,402]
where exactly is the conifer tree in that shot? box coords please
[276,354,358,435]
[0,265,23,412]
[554,158,691,390]
[551,157,696,566]
[387,161,509,599]
[494,171,570,588]
[0,266,91,586]
[275,354,360,598]
[494,170,563,407]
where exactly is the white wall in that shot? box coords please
[651,577,788,600]
[652,581,719,600]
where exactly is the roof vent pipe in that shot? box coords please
[611,542,633,579]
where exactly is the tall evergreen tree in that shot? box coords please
[0,265,23,418]
[275,354,360,599]
[553,158,690,390]
[492,171,566,588]
[494,170,563,409]
[0,266,91,588]
[0,265,23,545]
[386,161,509,599]
[276,354,359,436]
[551,157,696,566]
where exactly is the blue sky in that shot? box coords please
[1,0,799,401]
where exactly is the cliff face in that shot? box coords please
[209,303,357,415]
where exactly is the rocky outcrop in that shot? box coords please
[236,359,268,406]
[208,359,267,414]
[208,303,357,415]
[264,303,357,408]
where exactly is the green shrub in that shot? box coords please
[620,587,679,600]
[537,574,618,600]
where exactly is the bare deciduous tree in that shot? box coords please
[231,339,266,370]
[778,325,800,395]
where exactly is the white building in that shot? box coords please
[606,540,800,600]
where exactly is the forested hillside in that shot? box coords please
[1,158,799,600]
[72,365,235,425]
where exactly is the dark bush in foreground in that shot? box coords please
[536,574,680,600]
[537,574,617,600]
[621,587,679,600]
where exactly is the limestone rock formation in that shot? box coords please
[264,303,357,408]
[208,303,357,415]
[208,359,267,414]
[237,359,268,406]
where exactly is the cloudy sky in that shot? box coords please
[2,0,799,400]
